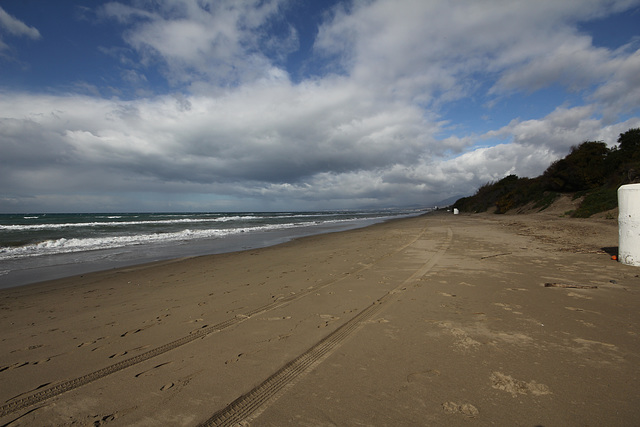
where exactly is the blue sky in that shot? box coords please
[1,0,639,213]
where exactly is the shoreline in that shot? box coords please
[2,212,639,426]
[8,212,429,295]
[0,212,420,290]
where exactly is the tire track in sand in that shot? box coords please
[198,226,453,427]
[0,219,435,420]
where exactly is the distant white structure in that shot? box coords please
[453,208,459,215]
[618,184,640,266]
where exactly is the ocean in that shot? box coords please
[0,209,425,289]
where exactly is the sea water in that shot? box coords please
[0,209,424,289]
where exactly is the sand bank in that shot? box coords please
[1,211,639,426]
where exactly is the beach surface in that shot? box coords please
[1,209,639,426]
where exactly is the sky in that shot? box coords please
[1,0,640,213]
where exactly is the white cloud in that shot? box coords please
[486,105,600,150]
[315,0,640,108]
[101,0,292,87]
[0,76,433,183]
[591,47,640,117]
[0,6,40,40]
[486,105,640,153]
[492,34,612,93]
[0,6,40,57]
[2,0,640,211]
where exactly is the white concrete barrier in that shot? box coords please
[618,184,640,266]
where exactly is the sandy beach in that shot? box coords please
[1,208,639,426]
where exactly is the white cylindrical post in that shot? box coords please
[618,184,640,266]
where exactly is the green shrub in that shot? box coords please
[572,187,618,218]
[453,128,640,216]
[533,191,560,211]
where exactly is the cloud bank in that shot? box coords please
[1,0,640,212]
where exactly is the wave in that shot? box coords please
[0,221,321,261]
[0,215,263,231]
[0,212,394,232]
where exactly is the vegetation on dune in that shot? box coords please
[453,128,640,217]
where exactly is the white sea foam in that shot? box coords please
[0,212,382,231]
[0,221,320,260]
[0,216,262,231]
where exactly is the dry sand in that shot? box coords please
[1,209,639,426]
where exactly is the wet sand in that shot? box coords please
[1,210,639,426]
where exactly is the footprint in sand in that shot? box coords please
[225,353,244,364]
[318,314,339,328]
[576,319,596,328]
[494,302,517,311]
[77,337,107,348]
[31,357,53,365]
[442,402,479,417]
[565,307,600,314]
[567,292,592,300]
[120,328,142,337]
[572,337,619,355]
[92,413,118,426]
[438,322,481,351]
[10,344,44,354]
[493,302,525,315]
[0,361,30,372]
[135,361,173,378]
[407,369,440,383]
[490,371,551,397]
[109,351,128,359]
